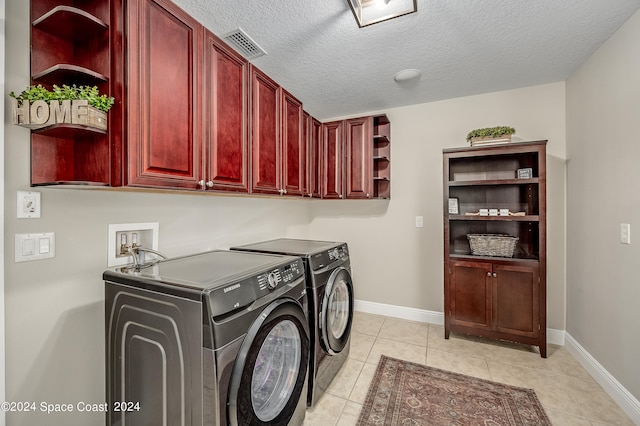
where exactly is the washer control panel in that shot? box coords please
[208,258,305,317]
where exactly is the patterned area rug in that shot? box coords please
[357,355,551,425]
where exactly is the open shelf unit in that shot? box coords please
[372,114,390,199]
[30,0,112,186]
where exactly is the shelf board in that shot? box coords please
[32,64,108,86]
[450,253,540,263]
[33,6,108,41]
[373,135,390,144]
[32,123,108,138]
[449,214,539,222]
[449,178,539,186]
[373,156,389,161]
[373,176,390,181]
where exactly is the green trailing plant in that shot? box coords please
[10,84,115,112]
[466,126,515,141]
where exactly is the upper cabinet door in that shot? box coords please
[282,90,305,196]
[251,66,281,194]
[321,121,344,199]
[203,30,249,193]
[126,0,202,189]
[345,116,373,199]
[304,114,322,198]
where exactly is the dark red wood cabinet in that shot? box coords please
[344,116,372,199]
[250,67,281,195]
[443,141,547,357]
[281,90,305,196]
[305,114,322,198]
[321,114,389,199]
[203,29,250,193]
[321,120,344,199]
[28,0,389,201]
[250,67,305,196]
[29,0,112,186]
[125,0,202,189]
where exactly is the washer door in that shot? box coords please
[228,299,309,426]
[320,266,354,355]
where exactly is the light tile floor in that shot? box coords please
[303,312,634,426]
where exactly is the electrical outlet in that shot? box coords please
[108,223,159,267]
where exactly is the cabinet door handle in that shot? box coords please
[197,180,205,187]
[487,272,492,277]
[206,181,214,188]
[493,273,497,278]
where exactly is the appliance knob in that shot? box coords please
[267,272,278,289]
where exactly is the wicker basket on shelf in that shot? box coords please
[467,234,518,257]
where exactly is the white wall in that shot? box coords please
[310,83,567,331]
[566,9,640,400]
[1,0,6,425]
[4,2,311,425]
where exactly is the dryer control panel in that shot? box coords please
[309,244,349,270]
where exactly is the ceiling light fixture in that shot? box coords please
[347,0,417,28]
[393,68,421,82]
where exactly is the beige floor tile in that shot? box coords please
[365,337,427,366]
[303,392,346,426]
[351,311,385,336]
[545,408,593,425]
[348,362,377,404]
[325,358,365,399]
[348,331,375,362]
[303,314,635,426]
[377,316,428,346]
[426,347,492,380]
[336,401,363,426]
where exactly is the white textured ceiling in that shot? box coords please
[176,0,640,120]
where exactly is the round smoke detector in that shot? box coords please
[394,69,422,82]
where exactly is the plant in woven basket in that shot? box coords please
[10,84,114,112]
[466,126,515,142]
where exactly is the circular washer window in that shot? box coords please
[251,319,301,422]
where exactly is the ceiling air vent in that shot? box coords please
[223,28,267,60]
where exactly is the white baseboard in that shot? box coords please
[354,299,564,346]
[565,333,640,425]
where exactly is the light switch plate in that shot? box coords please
[17,191,41,218]
[621,223,631,244]
[15,232,55,262]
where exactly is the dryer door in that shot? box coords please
[228,299,309,426]
[320,266,354,355]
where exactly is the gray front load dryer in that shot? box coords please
[231,238,354,407]
[104,250,309,426]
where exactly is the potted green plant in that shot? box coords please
[10,84,114,131]
[466,126,516,146]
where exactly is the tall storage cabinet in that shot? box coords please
[443,140,547,357]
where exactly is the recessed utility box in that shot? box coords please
[108,222,159,267]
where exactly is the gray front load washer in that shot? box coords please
[104,250,309,426]
[231,238,354,407]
